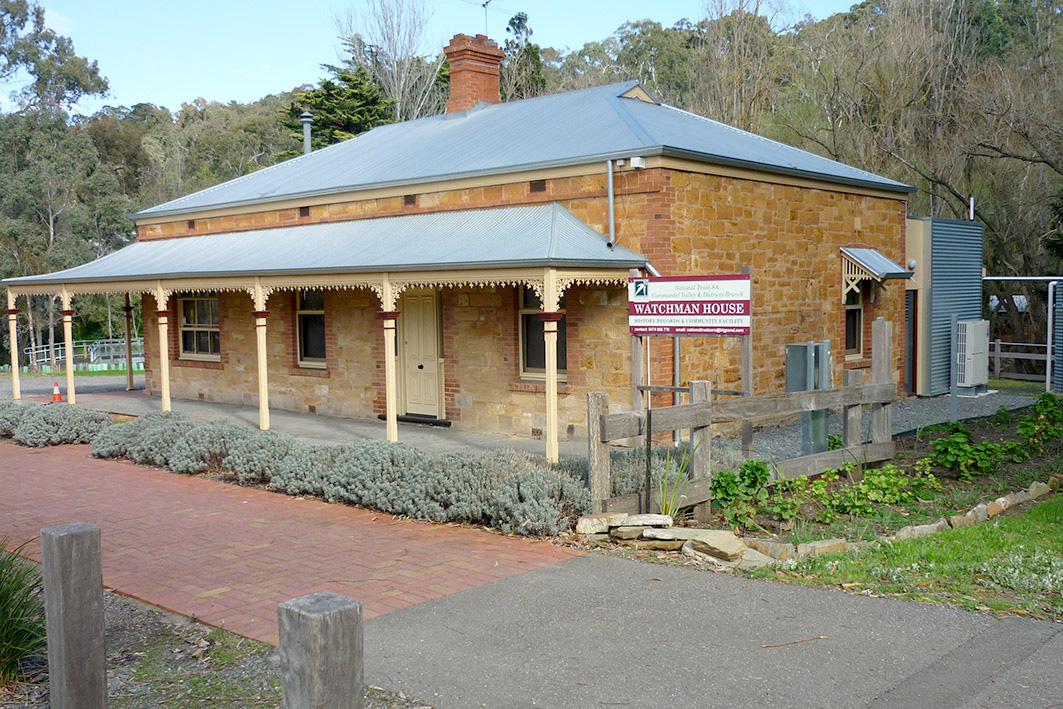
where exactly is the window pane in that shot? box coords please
[846,309,861,353]
[209,331,220,354]
[196,299,210,325]
[196,330,210,353]
[209,299,219,325]
[301,289,324,311]
[523,314,545,370]
[522,287,542,310]
[522,314,568,373]
[182,300,195,324]
[846,290,860,306]
[300,314,326,360]
[182,331,195,353]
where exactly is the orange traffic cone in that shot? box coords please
[52,381,62,402]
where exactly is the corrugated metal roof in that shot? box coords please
[134,81,914,219]
[840,247,913,280]
[4,204,645,286]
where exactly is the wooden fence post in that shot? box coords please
[587,392,611,513]
[41,523,107,709]
[689,380,712,523]
[871,319,893,445]
[993,339,1001,379]
[843,369,864,448]
[278,591,364,709]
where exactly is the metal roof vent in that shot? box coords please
[299,111,313,155]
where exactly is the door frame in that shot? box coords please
[397,288,445,419]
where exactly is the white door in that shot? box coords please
[401,290,441,417]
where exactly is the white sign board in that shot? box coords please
[628,274,751,336]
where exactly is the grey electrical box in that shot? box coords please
[786,341,832,456]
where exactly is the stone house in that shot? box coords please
[3,34,914,462]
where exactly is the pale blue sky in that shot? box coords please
[37,0,855,115]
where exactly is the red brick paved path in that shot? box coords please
[0,442,580,644]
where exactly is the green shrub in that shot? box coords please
[91,411,191,467]
[224,430,297,484]
[170,419,255,475]
[492,465,590,535]
[0,538,46,684]
[991,405,1014,428]
[269,441,347,497]
[0,401,37,437]
[1017,393,1063,453]
[12,404,112,447]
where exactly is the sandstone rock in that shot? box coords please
[643,528,709,541]
[615,539,685,551]
[890,526,916,541]
[987,501,1003,517]
[743,538,797,560]
[796,538,846,559]
[739,548,777,569]
[575,513,628,535]
[1048,474,1063,489]
[845,541,875,552]
[577,533,611,542]
[996,495,1014,511]
[948,514,974,529]
[1028,481,1051,500]
[1014,491,1030,504]
[610,526,649,540]
[931,518,950,533]
[688,531,746,561]
[681,541,740,568]
[610,514,673,528]
[966,503,989,523]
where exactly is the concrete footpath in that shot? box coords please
[366,554,1063,708]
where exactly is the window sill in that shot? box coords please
[843,356,871,369]
[509,379,571,394]
[289,366,330,378]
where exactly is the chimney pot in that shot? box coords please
[443,33,505,113]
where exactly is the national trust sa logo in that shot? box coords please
[632,278,649,299]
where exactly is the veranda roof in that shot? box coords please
[4,203,645,287]
[840,247,913,281]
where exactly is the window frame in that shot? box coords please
[296,289,326,369]
[177,295,221,362]
[845,287,863,358]
[518,286,567,381]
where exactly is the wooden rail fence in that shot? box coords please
[588,319,897,517]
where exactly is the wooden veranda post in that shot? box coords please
[123,294,134,391]
[60,286,75,406]
[252,278,270,431]
[155,284,171,412]
[587,392,610,513]
[7,290,19,400]
[871,319,893,444]
[380,275,399,444]
[740,265,754,458]
[689,379,712,523]
[542,267,561,464]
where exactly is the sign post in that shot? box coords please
[628,274,751,336]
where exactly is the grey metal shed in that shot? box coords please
[905,217,985,396]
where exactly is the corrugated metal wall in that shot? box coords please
[1055,284,1063,394]
[928,219,984,395]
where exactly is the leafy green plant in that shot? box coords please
[0,538,46,684]
[991,405,1015,428]
[1002,440,1032,463]
[930,432,1003,481]
[767,476,809,522]
[1017,394,1063,453]
[710,459,770,530]
[828,434,845,451]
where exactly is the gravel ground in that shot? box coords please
[0,590,429,708]
[714,386,1039,464]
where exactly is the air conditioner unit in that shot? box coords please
[956,319,989,387]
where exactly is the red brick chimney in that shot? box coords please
[444,34,505,113]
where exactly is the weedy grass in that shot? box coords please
[0,538,46,685]
[746,494,1063,619]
